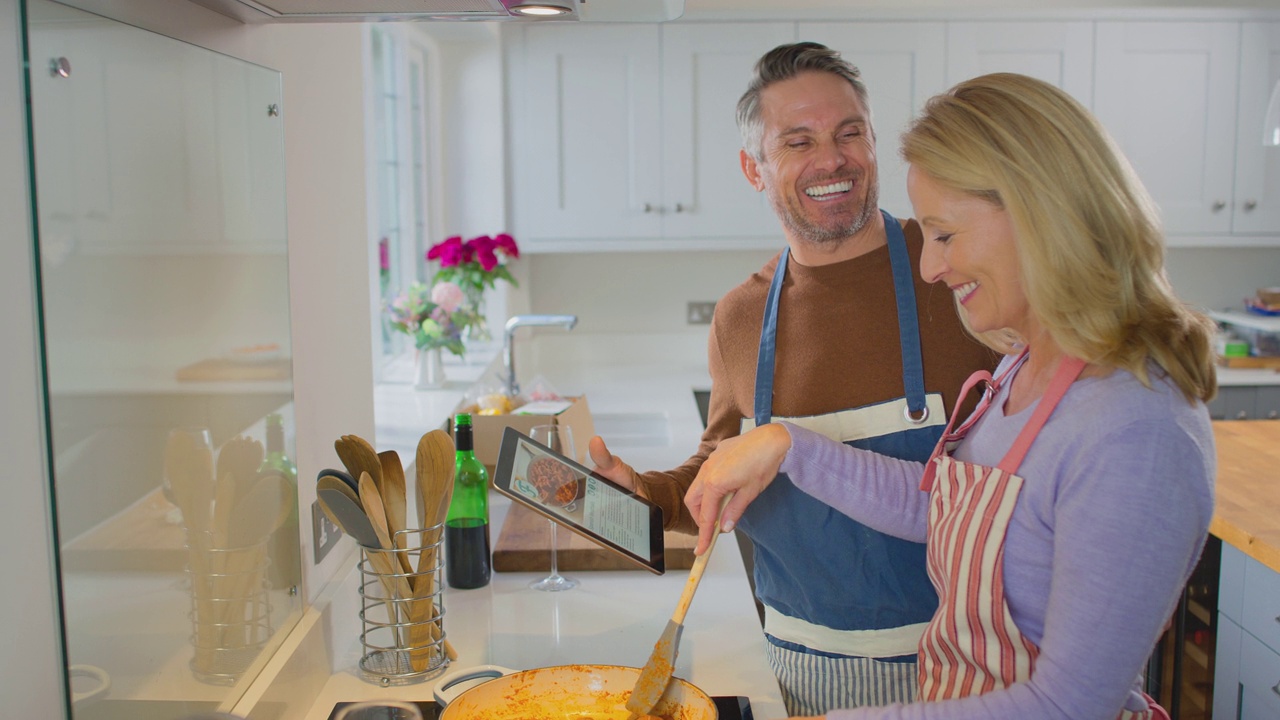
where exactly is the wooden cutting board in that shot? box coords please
[493,503,697,572]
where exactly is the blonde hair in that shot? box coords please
[901,73,1216,402]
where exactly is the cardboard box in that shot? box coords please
[450,395,595,470]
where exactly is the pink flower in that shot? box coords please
[430,281,465,313]
[426,235,464,268]
[378,237,391,271]
[494,233,519,259]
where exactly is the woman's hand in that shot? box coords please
[686,423,792,555]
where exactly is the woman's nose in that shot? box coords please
[919,239,947,285]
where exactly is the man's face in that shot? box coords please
[741,71,879,248]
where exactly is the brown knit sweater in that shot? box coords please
[638,218,998,533]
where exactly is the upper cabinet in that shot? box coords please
[507,15,1280,251]
[1233,22,1280,236]
[507,22,795,251]
[944,22,1093,106]
[1094,22,1241,237]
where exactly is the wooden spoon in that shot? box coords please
[218,435,265,501]
[378,450,411,571]
[626,496,731,719]
[407,428,459,669]
[335,435,382,499]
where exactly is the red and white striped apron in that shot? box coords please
[916,352,1168,720]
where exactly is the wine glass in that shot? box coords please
[528,424,579,592]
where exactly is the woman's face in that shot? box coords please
[908,166,1036,339]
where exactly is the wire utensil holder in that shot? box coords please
[357,525,448,685]
[185,532,274,685]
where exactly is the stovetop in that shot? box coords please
[328,695,753,720]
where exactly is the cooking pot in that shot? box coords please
[433,664,718,720]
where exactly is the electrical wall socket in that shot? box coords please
[687,301,716,325]
[312,500,342,564]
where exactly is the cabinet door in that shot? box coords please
[1233,22,1280,235]
[797,23,947,221]
[1239,630,1280,718]
[945,22,1093,108]
[1094,22,1239,236]
[661,23,796,244]
[1214,614,1242,720]
[509,24,663,245]
[1256,386,1280,420]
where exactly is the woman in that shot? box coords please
[686,73,1217,720]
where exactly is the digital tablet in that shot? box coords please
[493,426,665,575]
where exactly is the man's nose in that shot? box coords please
[813,139,848,173]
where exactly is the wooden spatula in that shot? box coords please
[625,497,731,719]
[335,435,382,498]
[407,428,458,669]
[378,450,412,573]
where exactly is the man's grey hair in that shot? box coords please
[736,42,872,161]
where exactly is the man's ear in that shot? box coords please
[740,149,765,192]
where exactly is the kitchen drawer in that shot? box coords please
[1242,555,1280,654]
[1221,542,1248,624]
[1208,386,1258,420]
[1257,386,1280,420]
[1239,630,1280,719]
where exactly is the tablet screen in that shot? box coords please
[494,426,665,575]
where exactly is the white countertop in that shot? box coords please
[305,333,784,719]
[301,495,785,719]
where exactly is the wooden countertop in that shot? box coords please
[1211,420,1280,573]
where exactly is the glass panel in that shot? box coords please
[25,1,301,716]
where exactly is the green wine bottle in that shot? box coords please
[259,412,299,589]
[446,414,491,589]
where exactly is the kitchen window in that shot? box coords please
[367,24,441,374]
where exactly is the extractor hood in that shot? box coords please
[189,0,685,22]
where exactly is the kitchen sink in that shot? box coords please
[591,412,670,447]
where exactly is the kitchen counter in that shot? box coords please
[1210,420,1280,573]
[294,333,784,719]
[298,493,785,719]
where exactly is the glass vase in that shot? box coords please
[464,289,492,343]
[414,348,446,390]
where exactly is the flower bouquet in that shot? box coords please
[385,281,478,358]
[426,233,520,341]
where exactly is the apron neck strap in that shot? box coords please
[996,354,1087,474]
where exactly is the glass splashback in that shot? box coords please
[26,0,301,716]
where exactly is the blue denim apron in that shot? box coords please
[737,210,943,714]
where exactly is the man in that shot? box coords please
[588,42,996,715]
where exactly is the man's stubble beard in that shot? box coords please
[771,176,880,250]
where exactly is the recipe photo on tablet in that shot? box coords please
[494,426,665,574]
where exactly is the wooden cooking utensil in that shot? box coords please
[378,450,412,571]
[218,435,265,501]
[625,497,731,720]
[335,435,382,499]
[165,430,215,541]
[406,428,458,669]
[318,467,359,494]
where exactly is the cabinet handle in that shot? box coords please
[1244,199,1258,212]
[1235,410,1249,419]
[674,203,687,213]
[1211,200,1226,212]
[642,203,654,213]
[1273,679,1280,699]
[50,57,71,78]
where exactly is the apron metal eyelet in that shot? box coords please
[903,405,930,425]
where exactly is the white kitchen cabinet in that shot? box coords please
[944,22,1093,108]
[1094,22,1242,238]
[797,22,946,221]
[507,22,794,250]
[1232,22,1280,236]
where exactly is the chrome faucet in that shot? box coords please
[503,314,578,397]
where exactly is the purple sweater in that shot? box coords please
[779,359,1215,720]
